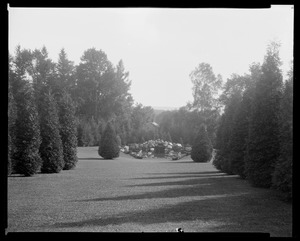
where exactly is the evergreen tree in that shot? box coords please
[228,98,250,178]
[29,46,57,97]
[191,125,212,162]
[57,91,78,170]
[8,90,17,175]
[213,115,229,172]
[13,86,42,176]
[272,68,293,199]
[228,68,259,178]
[82,123,95,146]
[98,122,120,159]
[39,89,64,173]
[56,48,76,92]
[245,42,283,188]
[10,47,42,176]
[214,89,242,174]
[77,123,84,147]
[89,117,99,146]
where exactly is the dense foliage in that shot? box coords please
[98,122,120,159]
[213,42,293,198]
[8,90,17,175]
[191,125,213,163]
[57,91,78,170]
[244,43,283,188]
[12,85,42,176]
[39,90,64,173]
[272,70,293,199]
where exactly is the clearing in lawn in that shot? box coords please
[7,147,292,236]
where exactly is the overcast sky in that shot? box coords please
[9,6,293,109]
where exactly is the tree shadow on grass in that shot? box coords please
[125,179,213,188]
[49,192,252,230]
[46,172,291,235]
[130,173,233,180]
[72,175,243,202]
[78,157,104,160]
[146,171,222,175]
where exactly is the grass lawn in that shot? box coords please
[7,147,292,236]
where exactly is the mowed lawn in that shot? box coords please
[8,147,292,236]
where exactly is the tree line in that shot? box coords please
[8,45,161,176]
[155,42,292,199]
[213,42,292,199]
[8,42,292,199]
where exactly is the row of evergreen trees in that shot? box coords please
[213,43,293,199]
[8,47,78,176]
[8,45,158,174]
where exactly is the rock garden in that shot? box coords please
[120,139,192,160]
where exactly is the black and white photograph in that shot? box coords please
[7,5,293,236]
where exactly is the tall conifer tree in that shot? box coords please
[245,42,283,188]
[98,122,120,159]
[56,91,78,170]
[13,86,42,176]
[272,67,293,198]
[191,124,212,163]
[39,89,64,173]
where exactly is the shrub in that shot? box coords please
[57,92,78,170]
[13,86,42,176]
[98,122,120,159]
[39,90,64,173]
[191,125,212,163]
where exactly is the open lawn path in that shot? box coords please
[8,147,292,236]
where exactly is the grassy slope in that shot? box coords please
[8,147,292,236]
